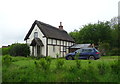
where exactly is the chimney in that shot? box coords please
[59,22,63,30]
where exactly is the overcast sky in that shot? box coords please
[0,0,119,47]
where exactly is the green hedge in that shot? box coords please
[2,47,10,55]
[9,43,30,57]
[2,43,30,57]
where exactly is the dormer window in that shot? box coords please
[34,32,38,38]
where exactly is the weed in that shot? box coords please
[111,61,119,74]
[76,60,81,69]
[56,59,64,69]
[34,58,51,71]
[2,55,12,66]
[45,56,52,64]
[69,66,77,73]
[97,62,107,75]
[74,53,80,60]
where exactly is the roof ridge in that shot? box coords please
[36,20,65,31]
[24,20,75,42]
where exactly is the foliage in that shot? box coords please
[97,62,107,75]
[2,47,10,55]
[56,53,59,58]
[108,48,120,56]
[56,59,64,69]
[9,43,30,57]
[69,29,79,43]
[2,56,119,82]
[2,55,12,66]
[98,42,110,56]
[74,52,80,60]
[78,21,111,44]
[34,58,51,71]
[110,61,119,75]
[75,60,81,69]
[45,56,52,64]
[69,19,120,56]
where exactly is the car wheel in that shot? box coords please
[88,56,95,60]
[67,56,74,60]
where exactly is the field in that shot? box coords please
[2,55,119,83]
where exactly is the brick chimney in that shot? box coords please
[59,22,63,30]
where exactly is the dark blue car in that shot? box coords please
[65,48,100,60]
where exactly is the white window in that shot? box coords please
[34,32,38,38]
[53,39,56,44]
[63,47,66,51]
[57,40,60,45]
[64,41,66,46]
[67,42,69,46]
[51,39,53,44]
[53,46,55,52]
[61,46,63,51]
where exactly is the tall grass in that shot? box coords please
[2,55,119,82]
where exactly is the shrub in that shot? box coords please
[108,48,120,56]
[45,56,52,64]
[34,58,51,71]
[56,53,59,58]
[111,61,119,74]
[56,59,64,69]
[97,62,107,75]
[69,66,77,73]
[2,47,10,55]
[76,60,81,69]
[74,53,80,60]
[2,55,12,66]
[9,43,30,57]
[98,42,110,56]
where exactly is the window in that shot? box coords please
[63,47,66,52]
[53,39,56,44]
[51,39,53,44]
[53,46,55,52]
[82,49,93,53]
[76,49,82,53]
[34,32,38,38]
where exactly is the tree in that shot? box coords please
[69,29,79,43]
[78,21,112,45]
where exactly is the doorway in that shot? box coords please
[37,45,41,57]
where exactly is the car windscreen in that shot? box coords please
[75,49,82,53]
[82,49,93,53]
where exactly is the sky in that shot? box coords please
[0,0,119,47]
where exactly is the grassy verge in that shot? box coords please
[2,55,119,82]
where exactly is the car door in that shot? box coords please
[79,49,90,59]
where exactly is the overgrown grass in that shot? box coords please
[2,55,119,83]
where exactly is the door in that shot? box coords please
[32,46,34,56]
[37,45,41,57]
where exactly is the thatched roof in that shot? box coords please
[24,20,75,42]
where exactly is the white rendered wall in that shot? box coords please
[26,24,46,56]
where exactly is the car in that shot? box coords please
[65,48,100,60]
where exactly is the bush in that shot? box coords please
[74,53,80,60]
[97,62,107,75]
[34,58,51,71]
[108,48,120,56]
[2,47,10,55]
[111,61,119,74]
[69,66,77,73]
[9,43,30,57]
[2,55,12,66]
[56,59,64,69]
[45,56,52,64]
[76,60,81,69]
